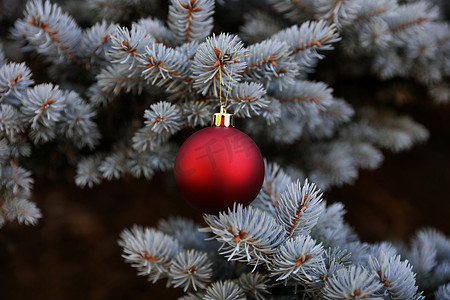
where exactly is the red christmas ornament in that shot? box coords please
[174,108,264,214]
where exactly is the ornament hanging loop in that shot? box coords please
[214,52,251,128]
[212,106,234,127]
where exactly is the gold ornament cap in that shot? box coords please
[212,106,234,127]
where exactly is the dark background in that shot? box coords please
[0,102,449,300]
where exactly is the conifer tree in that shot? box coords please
[1,0,449,298]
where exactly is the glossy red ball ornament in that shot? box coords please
[174,123,264,214]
